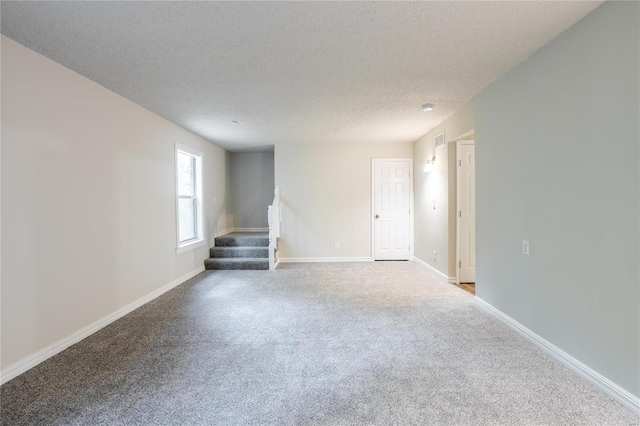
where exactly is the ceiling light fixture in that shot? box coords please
[421,103,434,112]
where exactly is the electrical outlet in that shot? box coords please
[334,242,340,250]
[522,240,530,255]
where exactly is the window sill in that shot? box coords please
[176,239,205,255]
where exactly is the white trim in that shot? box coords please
[447,128,475,285]
[456,139,475,285]
[214,228,235,238]
[413,257,456,283]
[0,266,205,385]
[175,143,204,251]
[214,228,269,237]
[474,297,640,416]
[371,158,414,261]
[278,257,373,263]
[175,143,203,158]
[449,128,475,143]
[230,227,269,233]
[175,239,205,254]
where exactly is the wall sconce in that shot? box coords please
[423,154,435,172]
[423,130,443,173]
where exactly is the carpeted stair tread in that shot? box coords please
[210,246,269,258]
[204,257,269,270]
[206,232,271,270]
[210,246,268,258]
[215,233,269,247]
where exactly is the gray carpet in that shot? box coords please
[205,232,270,270]
[1,262,637,425]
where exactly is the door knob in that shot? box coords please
[375,214,380,219]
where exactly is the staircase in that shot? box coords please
[204,232,270,270]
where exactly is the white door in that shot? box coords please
[373,159,411,260]
[457,142,476,283]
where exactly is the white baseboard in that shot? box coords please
[474,297,640,416]
[214,228,234,238]
[214,228,267,238]
[278,257,373,263]
[231,227,268,233]
[0,266,205,385]
[413,257,456,283]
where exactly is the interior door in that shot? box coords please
[457,141,476,283]
[373,159,411,260]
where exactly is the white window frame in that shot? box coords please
[175,143,205,254]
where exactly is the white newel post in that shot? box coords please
[268,185,281,271]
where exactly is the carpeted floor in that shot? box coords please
[1,262,637,425]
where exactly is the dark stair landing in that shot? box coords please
[205,232,269,270]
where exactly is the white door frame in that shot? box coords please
[447,129,475,284]
[456,140,475,284]
[371,158,414,261]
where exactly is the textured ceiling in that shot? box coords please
[1,1,601,151]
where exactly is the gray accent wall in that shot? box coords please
[230,152,275,229]
[475,1,639,396]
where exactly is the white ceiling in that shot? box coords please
[1,1,601,151]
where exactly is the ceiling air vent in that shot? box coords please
[435,132,445,149]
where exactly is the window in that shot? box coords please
[175,144,203,253]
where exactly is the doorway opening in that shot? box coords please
[457,139,476,284]
[447,130,476,293]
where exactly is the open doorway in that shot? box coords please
[448,131,476,294]
[457,140,476,284]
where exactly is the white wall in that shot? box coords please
[275,142,413,260]
[475,2,639,397]
[230,151,274,229]
[1,36,231,372]
[413,103,474,278]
